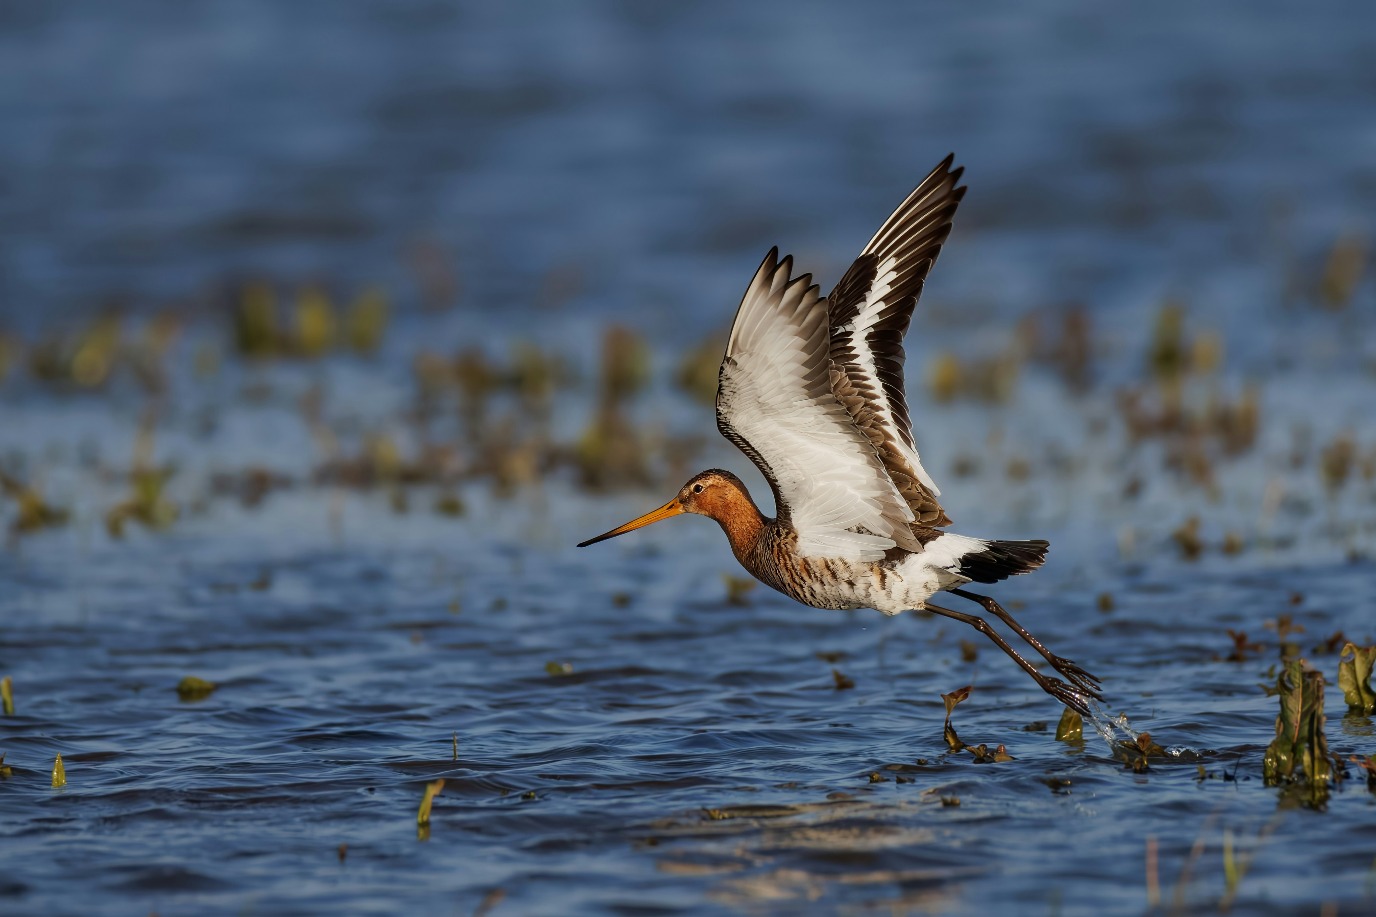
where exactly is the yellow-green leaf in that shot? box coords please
[1338,643,1375,715]
[51,754,66,788]
[176,676,218,701]
[1055,707,1083,742]
[417,778,445,826]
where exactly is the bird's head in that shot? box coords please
[577,469,751,547]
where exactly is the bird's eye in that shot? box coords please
[692,483,704,494]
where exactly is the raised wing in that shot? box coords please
[717,248,923,561]
[827,154,966,527]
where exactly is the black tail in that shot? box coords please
[957,539,1049,584]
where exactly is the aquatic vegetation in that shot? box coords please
[29,316,123,389]
[209,467,295,509]
[0,754,11,779]
[1317,231,1366,309]
[966,743,1014,763]
[830,669,855,690]
[106,415,179,537]
[417,778,445,837]
[1222,629,1264,662]
[1148,301,1188,381]
[938,685,1014,761]
[106,466,179,537]
[51,754,65,789]
[234,282,280,356]
[0,333,16,382]
[1055,708,1083,743]
[941,686,971,752]
[1,675,12,715]
[544,661,574,677]
[294,286,337,357]
[1261,659,1333,806]
[1350,755,1376,792]
[232,280,391,358]
[1319,433,1357,495]
[926,348,1020,403]
[722,575,755,606]
[1170,517,1203,560]
[1264,614,1306,661]
[676,331,727,405]
[1115,732,1166,772]
[1337,643,1375,715]
[345,288,391,355]
[0,471,70,535]
[433,491,466,517]
[176,677,218,701]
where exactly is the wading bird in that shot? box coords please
[579,155,1101,714]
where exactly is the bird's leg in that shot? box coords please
[949,588,1101,697]
[923,601,1096,716]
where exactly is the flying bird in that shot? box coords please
[579,155,1101,714]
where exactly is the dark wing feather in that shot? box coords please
[826,154,966,527]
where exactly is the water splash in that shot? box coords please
[1084,698,1140,750]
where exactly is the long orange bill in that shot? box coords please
[577,498,685,547]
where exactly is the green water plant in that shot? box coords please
[176,676,218,701]
[51,754,65,788]
[417,778,445,840]
[345,287,390,354]
[722,575,755,606]
[1261,659,1332,805]
[106,417,179,537]
[1055,707,1083,743]
[1,676,12,715]
[0,471,70,535]
[1337,643,1375,715]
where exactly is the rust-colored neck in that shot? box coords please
[701,483,768,561]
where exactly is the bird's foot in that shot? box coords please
[1040,677,1096,718]
[1047,655,1102,699]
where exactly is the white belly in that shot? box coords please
[863,534,988,616]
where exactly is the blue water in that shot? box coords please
[3,1,1376,914]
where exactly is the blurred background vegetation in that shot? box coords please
[0,1,1371,560]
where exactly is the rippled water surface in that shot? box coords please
[3,2,1376,915]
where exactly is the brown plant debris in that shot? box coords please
[1222,630,1264,662]
[1262,659,1333,806]
[1115,732,1166,772]
[941,685,972,752]
[0,471,70,535]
